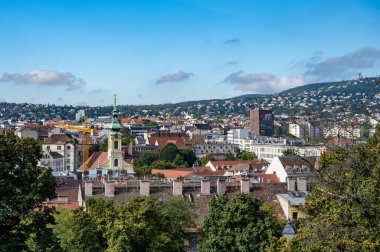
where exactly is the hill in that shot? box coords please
[1,77,380,122]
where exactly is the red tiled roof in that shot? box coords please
[47,180,81,210]
[147,137,190,149]
[151,169,194,179]
[193,170,226,176]
[210,160,262,167]
[44,134,73,144]
[78,151,108,171]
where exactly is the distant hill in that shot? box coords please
[1,77,380,121]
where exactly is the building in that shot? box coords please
[288,123,307,139]
[43,133,79,172]
[265,156,318,183]
[39,149,65,172]
[79,96,134,177]
[249,109,274,136]
[194,143,239,160]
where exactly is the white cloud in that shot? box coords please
[0,69,85,91]
[223,71,305,93]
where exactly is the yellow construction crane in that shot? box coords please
[56,117,93,170]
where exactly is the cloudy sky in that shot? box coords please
[0,0,379,106]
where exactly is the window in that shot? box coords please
[67,146,71,150]
[292,212,298,220]
[114,159,118,167]
[57,146,62,150]
[67,159,70,163]
[114,140,119,149]
[67,165,71,169]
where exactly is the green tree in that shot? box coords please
[159,143,179,162]
[238,150,258,160]
[173,153,187,167]
[133,153,159,168]
[0,132,58,251]
[282,148,298,156]
[110,196,193,251]
[180,149,197,166]
[146,121,159,127]
[274,125,282,136]
[200,156,214,166]
[292,129,380,251]
[224,152,236,161]
[100,138,108,152]
[201,193,283,252]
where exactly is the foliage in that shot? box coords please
[133,153,159,168]
[54,197,194,252]
[238,150,258,160]
[180,149,197,166]
[291,128,380,251]
[146,121,159,127]
[100,138,108,152]
[274,125,282,136]
[159,143,179,162]
[151,160,177,169]
[201,193,283,252]
[0,132,58,251]
[224,152,236,161]
[200,156,214,166]
[282,148,298,156]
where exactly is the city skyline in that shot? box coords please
[0,0,379,106]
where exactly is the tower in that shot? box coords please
[249,109,274,136]
[108,94,123,174]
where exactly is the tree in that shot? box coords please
[108,196,193,252]
[282,148,298,156]
[0,132,58,251]
[159,143,179,162]
[201,193,283,252]
[200,156,214,166]
[180,149,197,166]
[173,153,187,167]
[146,121,159,127]
[274,125,282,136]
[238,150,258,160]
[291,129,380,251]
[224,152,236,161]
[100,138,108,152]
[133,153,159,168]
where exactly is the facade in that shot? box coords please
[39,149,65,172]
[43,134,79,172]
[249,109,274,136]
[194,143,240,160]
[323,126,361,139]
[265,156,318,183]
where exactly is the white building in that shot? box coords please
[43,134,79,172]
[39,149,65,172]
[323,126,361,139]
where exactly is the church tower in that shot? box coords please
[108,95,123,174]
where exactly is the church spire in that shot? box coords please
[110,94,121,133]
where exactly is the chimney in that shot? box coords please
[240,179,250,193]
[201,179,211,195]
[172,181,183,196]
[85,181,93,197]
[140,180,150,196]
[297,177,307,192]
[105,181,115,197]
[217,178,226,194]
[287,177,296,191]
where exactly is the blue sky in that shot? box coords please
[0,0,379,106]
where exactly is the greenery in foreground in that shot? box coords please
[54,197,194,252]
[201,193,284,252]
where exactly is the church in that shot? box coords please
[78,96,134,177]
